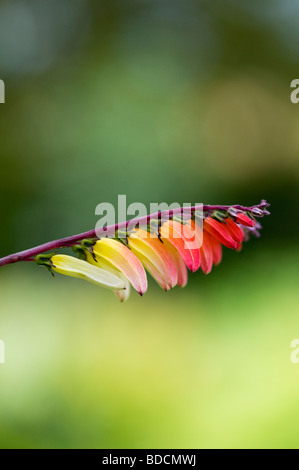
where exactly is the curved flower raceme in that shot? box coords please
[15,200,268,301]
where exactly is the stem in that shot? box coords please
[0,201,269,268]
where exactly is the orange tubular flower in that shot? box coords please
[91,238,148,296]
[203,217,237,249]
[200,231,214,274]
[208,234,223,266]
[159,220,200,272]
[161,240,188,288]
[21,200,270,301]
[127,229,178,291]
[185,219,209,274]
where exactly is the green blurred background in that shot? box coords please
[0,0,299,449]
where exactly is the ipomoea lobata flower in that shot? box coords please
[162,240,188,288]
[50,254,125,290]
[86,253,131,302]
[127,228,178,291]
[203,217,237,249]
[89,238,148,296]
[31,201,269,301]
[235,213,255,227]
[159,220,201,272]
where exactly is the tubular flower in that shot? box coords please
[185,219,210,274]
[127,229,178,291]
[235,213,255,227]
[161,240,188,288]
[50,255,125,290]
[223,218,245,244]
[186,219,219,274]
[90,238,148,296]
[208,234,223,266]
[26,200,270,300]
[86,253,131,302]
[160,220,200,272]
[199,231,214,274]
[203,217,237,249]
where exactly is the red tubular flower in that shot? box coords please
[223,218,245,244]
[203,217,237,249]
[206,232,222,266]
[160,220,200,272]
[235,213,255,227]
[200,231,214,274]
[186,219,211,274]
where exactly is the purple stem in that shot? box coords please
[0,201,269,267]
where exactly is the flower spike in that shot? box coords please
[0,200,270,301]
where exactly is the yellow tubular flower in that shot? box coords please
[127,229,178,291]
[91,238,148,296]
[51,254,125,290]
[86,253,130,302]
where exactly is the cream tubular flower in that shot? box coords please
[51,254,125,290]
